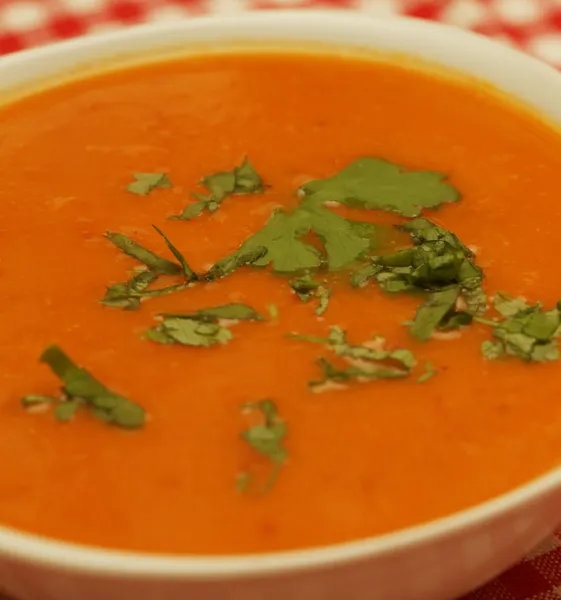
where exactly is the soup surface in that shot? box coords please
[0,49,561,555]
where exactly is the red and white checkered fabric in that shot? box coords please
[0,1,560,599]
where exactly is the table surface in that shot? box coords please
[0,1,560,599]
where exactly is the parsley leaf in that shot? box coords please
[160,303,265,322]
[480,293,561,362]
[241,399,287,491]
[22,346,145,428]
[300,158,460,217]
[170,158,263,220]
[126,173,172,196]
[146,318,233,347]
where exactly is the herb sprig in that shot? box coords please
[300,157,460,217]
[290,326,416,388]
[171,158,264,220]
[240,399,287,492]
[479,293,561,362]
[22,346,145,428]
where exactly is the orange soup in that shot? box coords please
[1,50,561,555]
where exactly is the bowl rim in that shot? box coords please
[1,9,561,578]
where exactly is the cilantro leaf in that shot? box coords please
[231,208,321,273]
[417,361,437,383]
[160,303,265,322]
[101,270,158,310]
[315,287,331,316]
[212,203,385,276]
[203,246,268,282]
[300,158,460,217]
[54,400,81,422]
[480,294,561,362]
[291,326,415,387]
[410,286,461,341]
[21,394,58,407]
[171,158,263,220]
[101,271,191,311]
[105,232,182,276]
[241,399,287,491]
[310,357,408,388]
[23,346,145,429]
[289,274,331,316]
[146,318,233,347]
[352,219,486,332]
[126,173,172,196]
[301,202,380,270]
[267,303,279,320]
[152,225,197,281]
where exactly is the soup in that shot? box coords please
[0,49,561,556]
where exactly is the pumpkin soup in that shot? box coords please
[0,50,561,555]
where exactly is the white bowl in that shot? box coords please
[1,11,561,600]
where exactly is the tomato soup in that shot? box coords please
[0,50,561,555]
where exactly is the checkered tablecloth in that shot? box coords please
[0,0,560,599]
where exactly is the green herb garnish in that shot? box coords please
[267,303,279,320]
[101,270,158,310]
[21,394,58,407]
[146,318,233,347]
[211,203,383,276]
[289,274,331,316]
[22,346,145,428]
[152,225,197,280]
[310,356,408,388]
[351,218,485,340]
[300,158,460,217]
[126,173,172,196]
[203,246,268,282]
[160,303,264,322]
[410,286,461,342]
[240,399,287,491]
[171,158,263,220]
[291,326,415,387]
[417,361,437,383]
[479,293,561,362]
[105,232,181,276]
